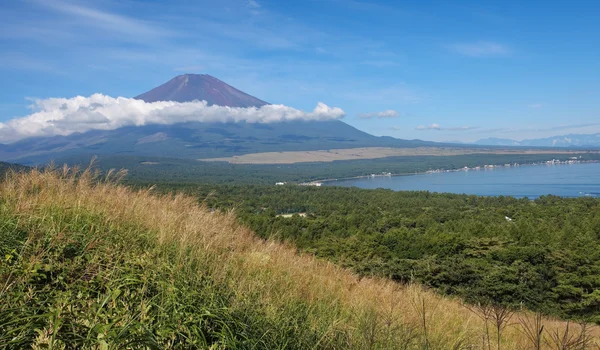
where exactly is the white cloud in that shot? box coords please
[416,123,440,130]
[246,0,262,15]
[357,109,399,119]
[448,41,510,57]
[35,0,167,39]
[416,123,475,131]
[0,94,345,143]
[247,0,261,9]
[528,103,543,109]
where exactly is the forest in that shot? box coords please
[163,184,600,323]
[8,162,600,348]
[64,152,600,185]
[5,156,600,325]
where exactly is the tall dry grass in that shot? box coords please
[1,163,598,349]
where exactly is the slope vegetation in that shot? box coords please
[135,74,268,107]
[1,165,598,349]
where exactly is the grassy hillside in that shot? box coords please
[1,166,599,349]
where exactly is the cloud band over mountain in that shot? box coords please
[0,94,345,143]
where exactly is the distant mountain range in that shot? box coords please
[0,74,433,165]
[475,134,600,148]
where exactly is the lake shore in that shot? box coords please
[302,160,600,197]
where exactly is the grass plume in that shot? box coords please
[0,164,598,349]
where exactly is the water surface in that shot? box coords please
[326,162,600,198]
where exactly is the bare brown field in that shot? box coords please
[199,147,598,164]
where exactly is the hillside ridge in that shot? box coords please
[1,165,597,348]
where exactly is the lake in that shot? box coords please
[325,162,600,198]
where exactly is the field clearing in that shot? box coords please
[276,212,307,218]
[199,147,599,164]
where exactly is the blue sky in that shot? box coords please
[1,0,599,142]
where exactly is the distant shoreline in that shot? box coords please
[300,159,600,187]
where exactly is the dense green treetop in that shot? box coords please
[168,183,600,323]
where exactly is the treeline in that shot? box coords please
[56,152,600,185]
[166,184,600,323]
[0,162,29,176]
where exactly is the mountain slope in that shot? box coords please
[474,137,520,146]
[0,74,434,165]
[135,74,268,107]
[475,133,600,147]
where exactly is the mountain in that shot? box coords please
[475,133,600,148]
[0,74,433,165]
[0,161,29,175]
[474,138,520,146]
[135,74,268,107]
